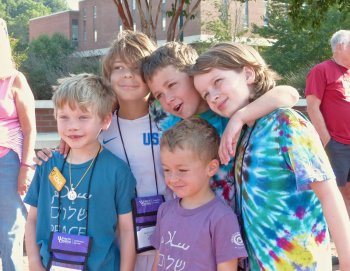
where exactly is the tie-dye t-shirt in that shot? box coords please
[235,108,334,271]
[149,100,235,208]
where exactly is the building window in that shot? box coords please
[83,8,87,42]
[93,5,97,42]
[263,0,269,26]
[243,0,249,28]
[162,0,166,31]
[132,5,136,30]
[71,19,79,48]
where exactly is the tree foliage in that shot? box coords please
[2,0,68,64]
[204,0,247,43]
[288,0,350,29]
[22,33,100,99]
[253,2,350,94]
[113,0,200,42]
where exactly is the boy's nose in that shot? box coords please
[166,172,181,183]
[67,120,79,130]
[68,124,78,131]
[122,67,135,78]
[165,93,175,104]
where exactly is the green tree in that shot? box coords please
[22,33,74,99]
[2,0,68,65]
[253,3,350,94]
[22,33,100,99]
[204,0,247,43]
[43,0,68,12]
[5,0,50,48]
[288,0,350,29]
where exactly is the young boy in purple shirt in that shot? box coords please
[151,118,247,271]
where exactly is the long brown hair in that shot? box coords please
[190,42,280,102]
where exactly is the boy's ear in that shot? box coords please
[102,112,112,131]
[207,159,219,177]
[243,66,255,84]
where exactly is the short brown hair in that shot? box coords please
[102,30,156,82]
[52,73,115,120]
[190,42,280,102]
[143,42,198,82]
[160,117,220,162]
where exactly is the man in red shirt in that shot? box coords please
[306,30,350,218]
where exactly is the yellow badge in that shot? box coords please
[49,167,66,192]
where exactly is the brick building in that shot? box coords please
[29,0,269,56]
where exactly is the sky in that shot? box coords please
[67,0,80,10]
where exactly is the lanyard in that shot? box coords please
[57,147,101,235]
[116,111,159,197]
[233,122,256,237]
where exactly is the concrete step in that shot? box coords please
[35,132,60,150]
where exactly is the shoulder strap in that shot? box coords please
[8,71,19,89]
[0,71,18,97]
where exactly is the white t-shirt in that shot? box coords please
[99,112,170,199]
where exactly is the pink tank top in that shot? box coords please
[0,72,23,160]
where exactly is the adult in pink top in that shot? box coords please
[305,30,350,218]
[0,18,36,271]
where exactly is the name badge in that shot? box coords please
[49,167,66,192]
[47,232,92,271]
[132,195,165,253]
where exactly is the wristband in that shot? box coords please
[20,162,35,169]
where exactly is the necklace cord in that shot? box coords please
[116,111,159,197]
[57,145,101,235]
[69,149,98,191]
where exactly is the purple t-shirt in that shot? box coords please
[151,197,247,271]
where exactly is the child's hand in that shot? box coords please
[219,115,244,165]
[33,148,54,166]
[17,166,34,195]
[58,138,70,157]
[33,139,70,166]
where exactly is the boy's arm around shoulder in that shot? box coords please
[118,212,136,271]
[311,180,350,270]
[25,207,46,271]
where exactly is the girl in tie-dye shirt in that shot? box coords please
[191,42,350,271]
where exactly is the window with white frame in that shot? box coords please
[83,8,87,42]
[162,0,166,31]
[93,6,97,42]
